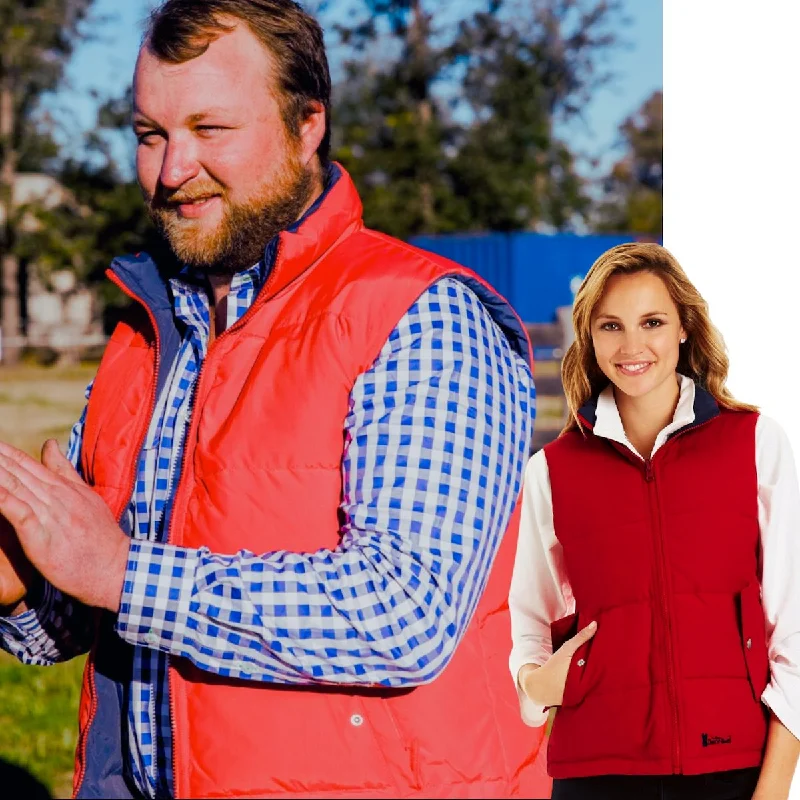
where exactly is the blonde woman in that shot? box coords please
[509,243,800,799]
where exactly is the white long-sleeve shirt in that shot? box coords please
[509,374,800,741]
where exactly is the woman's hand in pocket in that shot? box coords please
[518,621,598,708]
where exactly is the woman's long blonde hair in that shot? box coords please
[561,242,756,433]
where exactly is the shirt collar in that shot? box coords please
[593,373,696,459]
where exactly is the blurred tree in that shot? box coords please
[332,0,464,237]
[18,88,170,328]
[595,88,662,235]
[332,0,625,238]
[449,0,624,232]
[0,0,95,363]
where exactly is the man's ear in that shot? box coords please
[298,100,326,165]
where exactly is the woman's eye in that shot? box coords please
[644,319,663,328]
[601,322,619,331]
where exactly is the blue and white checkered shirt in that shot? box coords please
[0,269,535,798]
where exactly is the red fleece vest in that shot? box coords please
[543,409,769,779]
[72,169,550,798]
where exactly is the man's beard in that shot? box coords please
[147,153,317,277]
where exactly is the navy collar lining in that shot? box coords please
[577,380,721,437]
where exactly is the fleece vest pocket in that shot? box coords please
[737,583,770,702]
[551,612,594,708]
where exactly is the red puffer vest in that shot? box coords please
[543,391,769,779]
[72,167,550,798]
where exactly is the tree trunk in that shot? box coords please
[418,99,435,231]
[410,0,436,232]
[0,68,22,365]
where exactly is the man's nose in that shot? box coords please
[159,136,201,191]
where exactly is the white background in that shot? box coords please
[664,2,800,796]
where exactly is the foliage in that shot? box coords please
[0,0,98,361]
[332,0,626,237]
[16,89,168,318]
[595,89,662,235]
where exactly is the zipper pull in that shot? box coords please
[645,460,654,482]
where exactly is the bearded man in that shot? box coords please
[0,1,546,798]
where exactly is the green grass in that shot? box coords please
[0,364,96,798]
[0,652,86,799]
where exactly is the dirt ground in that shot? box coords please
[0,365,96,459]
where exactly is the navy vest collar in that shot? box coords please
[577,380,720,439]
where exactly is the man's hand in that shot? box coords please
[0,439,130,613]
[518,621,598,709]
[0,513,36,612]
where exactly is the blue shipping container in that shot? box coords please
[410,232,660,323]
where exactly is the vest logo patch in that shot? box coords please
[701,733,732,747]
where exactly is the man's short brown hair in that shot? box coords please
[145,0,331,168]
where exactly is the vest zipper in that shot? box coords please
[644,458,682,772]
[640,415,716,774]
[76,272,163,798]
[106,273,163,516]
[163,367,201,800]
[73,641,98,798]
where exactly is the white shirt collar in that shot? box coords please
[593,373,696,459]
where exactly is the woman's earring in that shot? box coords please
[680,337,687,344]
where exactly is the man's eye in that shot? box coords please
[136,131,161,145]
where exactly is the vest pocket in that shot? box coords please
[737,582,770,702]
[551,612,594,708]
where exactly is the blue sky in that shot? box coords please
[52,0,661,179]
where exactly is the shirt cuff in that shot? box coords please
[763,680,800,742]
[116,540,199,652]
[0,582,58,652]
